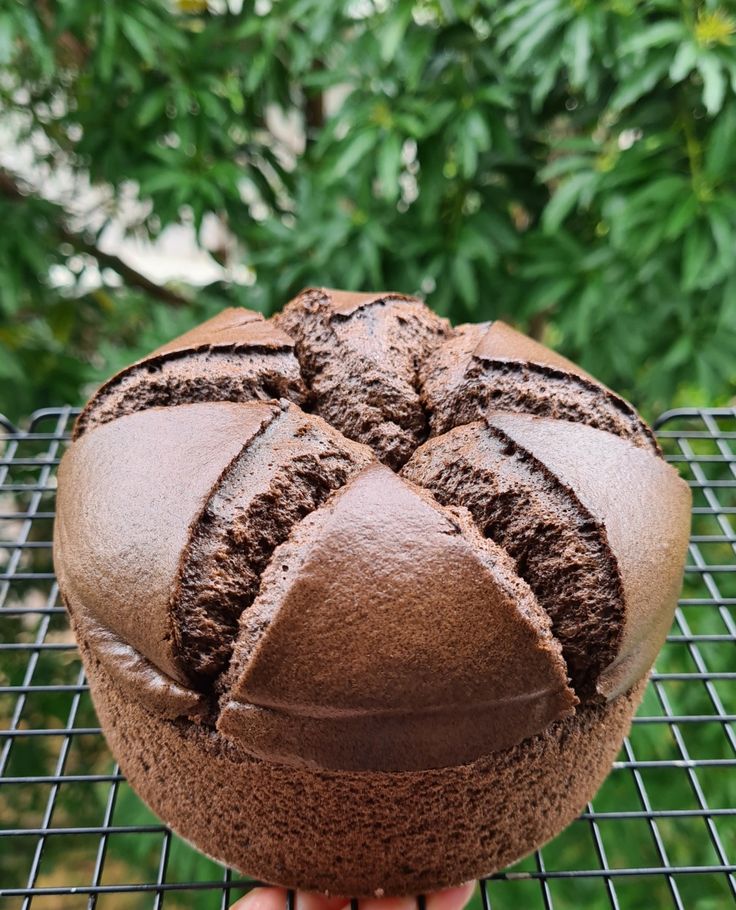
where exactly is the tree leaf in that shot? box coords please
[704,105,736,178]
[139,169,191,195]
[509,9,569,71]
[476,85,514,109]
[136,91,168,128]
[121,14,157,65]
[98,6,118,81]
[669,40,697,82]
[542,172,596,233]
[681,226,712,291]
[619,20,686,56]
[377,134,402,200]
[459,134,478,179]
[328,131,377,181]
[659,335,692,371]
[526,276,577,312]
[708,208,733,267]
[698,55,727,116]
[664,194,698,240]
[380,5,412,63]
[718,275,736,329]
[531,54,561,110]
[0,14,15,64]
[610,55,670,109]
[244,52,268,93]
[496,0,561,55]
[567,17,591,88]
[451,257,478,310]
[539,155,594,182]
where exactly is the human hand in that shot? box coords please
[231,882,476,910]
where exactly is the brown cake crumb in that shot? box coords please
[277,287,450,468]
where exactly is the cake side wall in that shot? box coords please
[84,646,646,896]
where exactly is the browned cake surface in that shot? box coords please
[53,287,691,894]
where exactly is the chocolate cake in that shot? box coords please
[53,288,691,896]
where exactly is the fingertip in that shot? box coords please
[231,886,289,910]
[425,881,477,910]
[348,882,475,910]
[231,882,476,910]
[295,891,351,910]
[346,896,416,910]
[231,888,349,910]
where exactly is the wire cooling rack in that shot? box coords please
[1,406,735,910]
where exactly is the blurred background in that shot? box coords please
[1,2,736,908]
[1,0,735,424]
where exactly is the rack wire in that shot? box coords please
[1,405,734,910]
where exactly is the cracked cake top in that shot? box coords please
[53,287,691,772]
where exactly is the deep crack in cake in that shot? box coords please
[53,288,691,896]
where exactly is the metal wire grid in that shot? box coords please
[0,406,734,910]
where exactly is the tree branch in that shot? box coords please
[304,60,325,146]
[0,168,191,308]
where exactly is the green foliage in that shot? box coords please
[0,0,735,422]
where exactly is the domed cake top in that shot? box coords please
[54,287,690,771]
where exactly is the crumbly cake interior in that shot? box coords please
[276,290,450,469]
